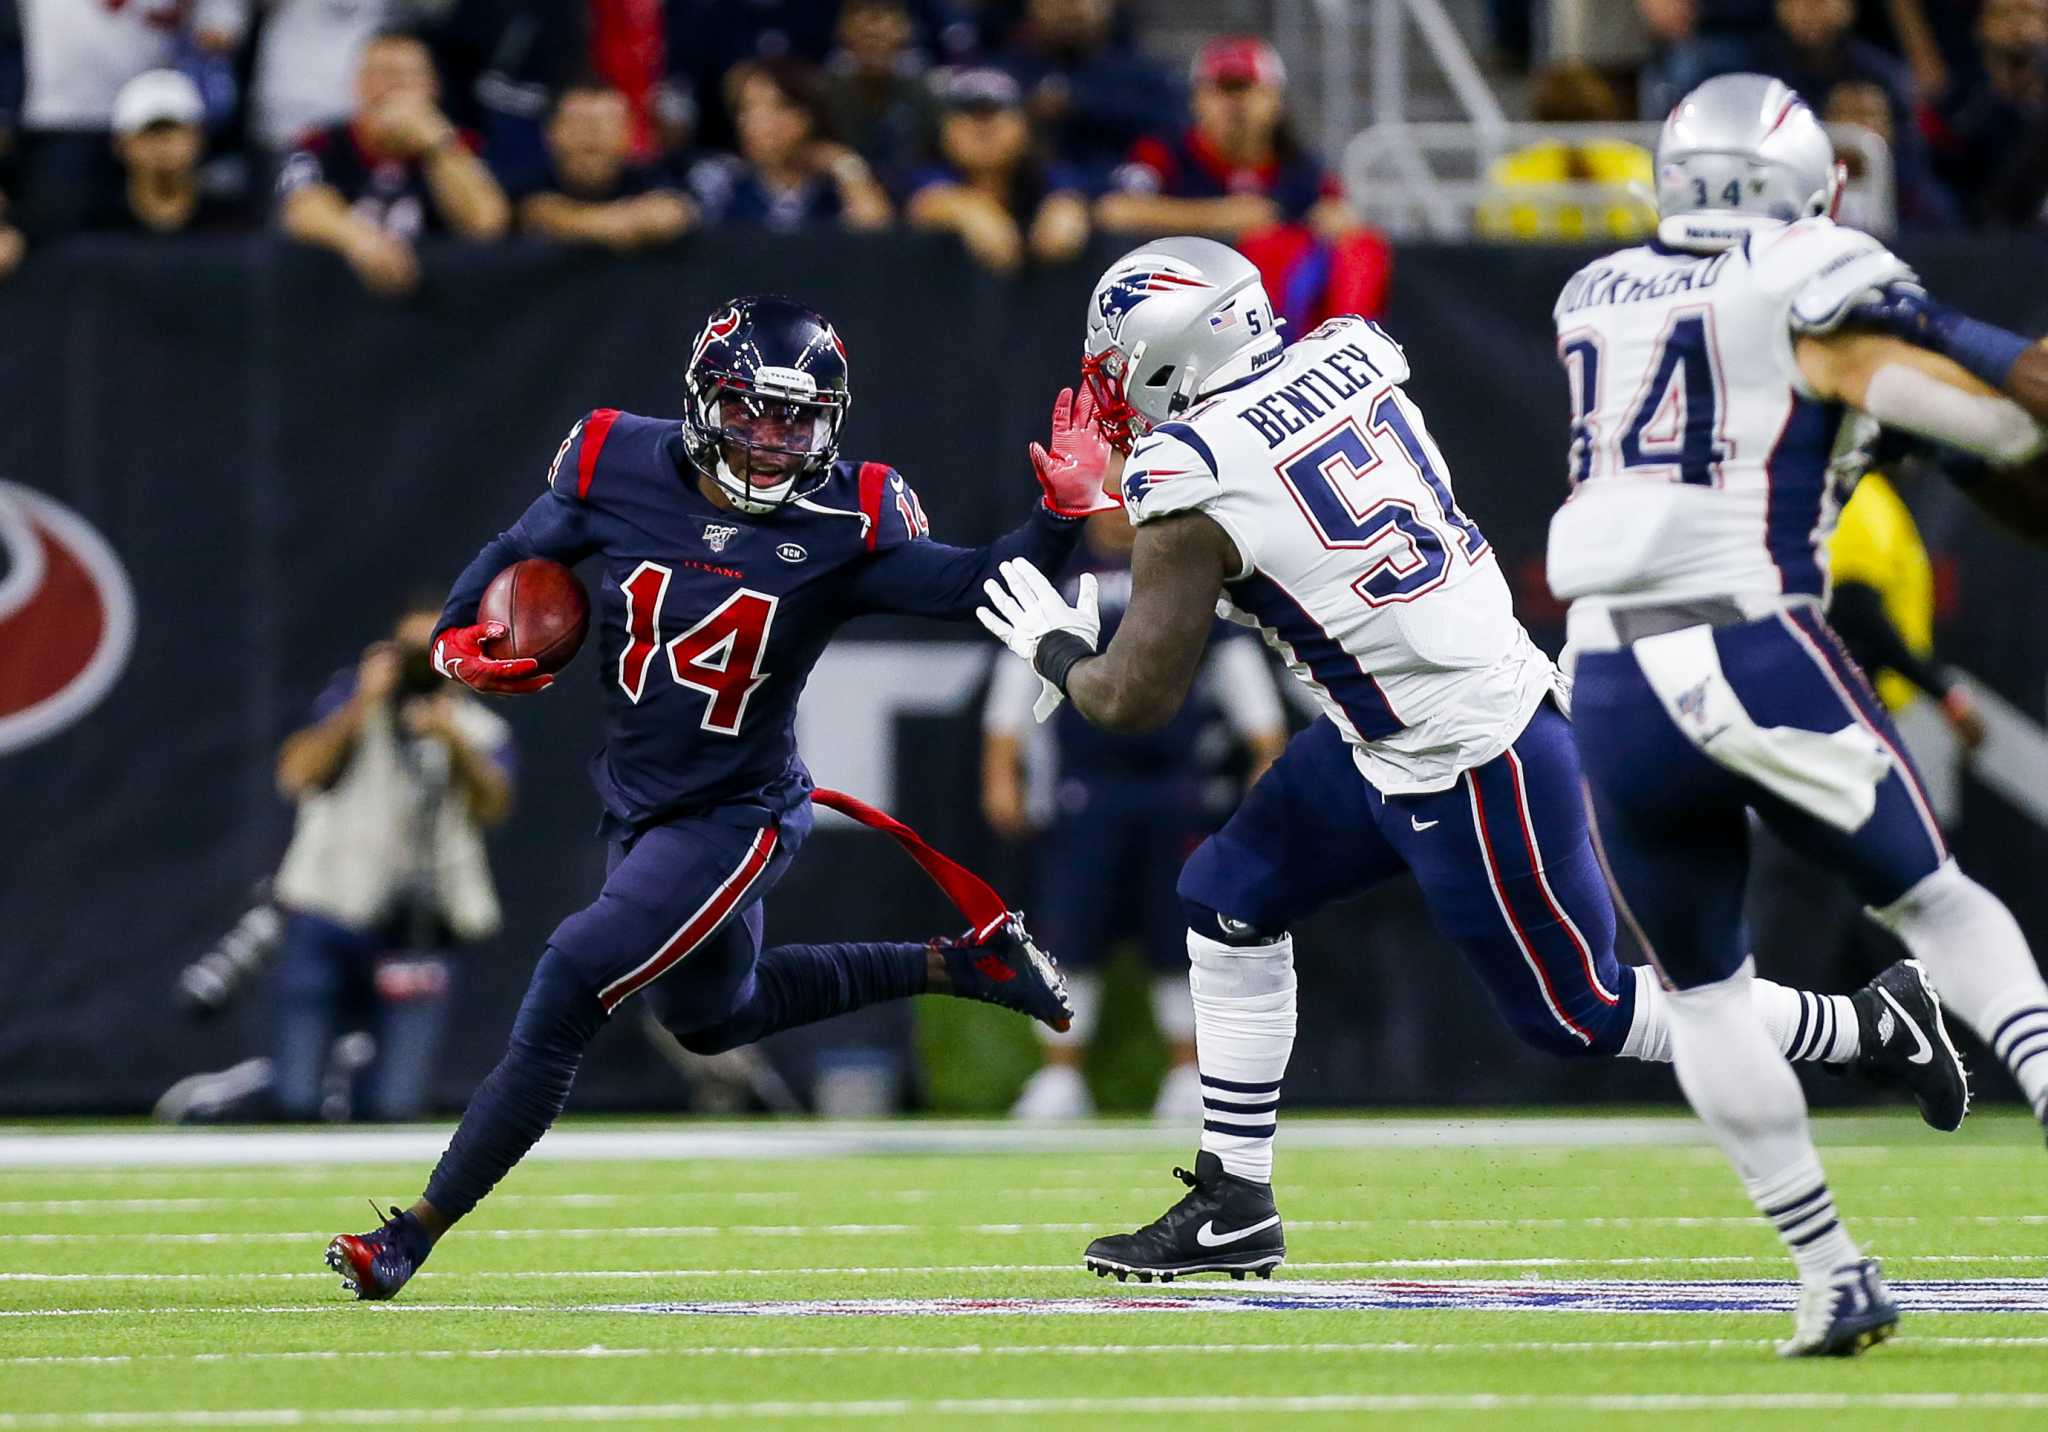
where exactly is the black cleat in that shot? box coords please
[325,1204,431,1301]
[936,912,1073,1032]
[1083,1152,1284,1282]
[1852,959,1970,1132]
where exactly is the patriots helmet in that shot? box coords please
[1081,236,1280,452]
[1655,74,1842,249]
[683,295,851,513]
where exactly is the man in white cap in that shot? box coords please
[101,69,243,234]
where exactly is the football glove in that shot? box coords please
[976,558,1100,721]
[1030,385,1122,518]
[431,622,554,694]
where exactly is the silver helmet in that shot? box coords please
[1655,74,1841,247]
[1082,236,1280,451]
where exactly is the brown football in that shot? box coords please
[477,558,590,674]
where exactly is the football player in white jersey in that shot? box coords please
[976,234,1965,1291]
[1548,73,2048,1357]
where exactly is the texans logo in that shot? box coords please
[0,480,136,756]
[692,306,743,367]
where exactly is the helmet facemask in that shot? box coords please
[684,369,845,514]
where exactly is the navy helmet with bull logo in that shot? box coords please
[682,295,853,514]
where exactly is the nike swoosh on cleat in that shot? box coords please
[1411,817,1439,832]
[1877,986,1935,1065]
[1194,1214,1281,1247]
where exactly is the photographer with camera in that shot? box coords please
[160,599,515,1123]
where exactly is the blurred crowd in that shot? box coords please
[0,0,1383,308]
[1627,0,2048,229]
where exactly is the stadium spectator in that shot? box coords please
[1098,37,1346,242]
[904,66,1088,274]
[998,0,1181,187]
[1820,77,1959,230]
[982,509,1286,1122]
[247,0,396,155]
[160,600,516,1124]
[666,0,840,151]
[820,0,939,181]
[516,78,694,249]
[0,197,20,283]
[96,69,245,234]
[686,59,891,232]
[408,0,599,200]
[1098,37,1387,328]
[14,0,246,232]
[1477,62,1654,242]
[277,31,509,298]
[1925,0,2048,227]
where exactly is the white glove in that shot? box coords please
[976,559,1100,721]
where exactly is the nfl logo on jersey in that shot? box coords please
[702,521,739,553]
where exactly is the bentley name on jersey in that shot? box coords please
[1548,218,1908,610]
[1122,315,1556,795]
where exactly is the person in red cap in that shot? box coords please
[1098,35,1391,326]
[1098,36,1349,241]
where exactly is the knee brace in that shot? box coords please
[1183,899,1283,949]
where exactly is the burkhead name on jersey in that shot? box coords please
[1549,215,1912,613]
[1124,314,1557,797]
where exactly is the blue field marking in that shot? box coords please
[593,1279,2048,1317]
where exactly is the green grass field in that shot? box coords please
[3,1112,2046,1429]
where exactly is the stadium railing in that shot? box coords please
[1340,120,1897,240]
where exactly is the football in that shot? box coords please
[477,557,589,674]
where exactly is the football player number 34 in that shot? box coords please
[617,562,778,734]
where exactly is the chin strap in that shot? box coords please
[812,788,1011,944]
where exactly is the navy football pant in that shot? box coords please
[424,799,928,1221]
[1573,607,1947,993]
[1180,703,1633,1058]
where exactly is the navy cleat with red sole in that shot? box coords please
[326,1204,432,1301]
[935,912,1073,1032]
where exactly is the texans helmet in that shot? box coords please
[683,295,851,513]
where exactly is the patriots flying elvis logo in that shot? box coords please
[1095,267,1215,340]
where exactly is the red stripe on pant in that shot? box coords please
[1504,748,1618,1006]
[1466,768,1595,1046]
[597,825,780,1014]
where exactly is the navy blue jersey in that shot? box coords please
[438,409,1082,828]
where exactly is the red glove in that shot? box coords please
[431,622,553,694]
[1030,385,1122,518]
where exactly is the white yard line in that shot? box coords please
[7,1213,2047,1243]
[0,1118,1730,1169]
[10,1335,2048,1368]
[7,1393,2048,1424]
[6,1253,2045,1283]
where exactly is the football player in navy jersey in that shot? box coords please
[325,295,1112,1300]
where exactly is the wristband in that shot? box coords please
[1927,305,2034,392]
[1032,630,1096,693]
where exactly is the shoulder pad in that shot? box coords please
[855,461,929,551]
[1751,219,1917,332]
[544,409,624,499]
[1299,314,1410,385]
[1123,424,1223,525]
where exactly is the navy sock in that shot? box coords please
[422,947,605,1224]
[676,942,928,1054]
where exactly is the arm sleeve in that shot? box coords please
[982,651,1042,736]
[1203,632,1285,738]
[844,496,1086,620]
[1828,580,1953,700]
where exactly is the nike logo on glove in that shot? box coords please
[1194,1214,1282,1248]
[1877,987,1934,1065]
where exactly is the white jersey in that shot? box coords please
[1547,217,1903,618]
[1124,315,1555,795]
[19,0,246,130]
